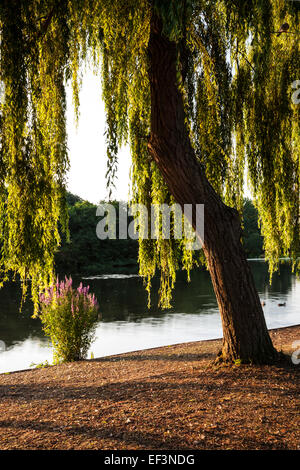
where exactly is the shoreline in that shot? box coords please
[2,323,300,376]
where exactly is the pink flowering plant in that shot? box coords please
[39,276,100,363]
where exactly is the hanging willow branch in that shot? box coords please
[0,0,299,312]
[36,4,56,40]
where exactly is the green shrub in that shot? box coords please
[39,276,100,363]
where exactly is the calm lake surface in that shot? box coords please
[0,261,299,373]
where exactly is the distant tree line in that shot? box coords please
[55,194,138,275]
[55,194,264,275]
[242,198,264,259]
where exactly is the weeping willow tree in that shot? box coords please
[0,0,299,363]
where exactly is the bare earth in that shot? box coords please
[0,325,299,450]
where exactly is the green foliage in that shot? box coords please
[242,198,264,258]
[56,192,263,273]
[39,276,99,363]
[0,0,70,313]
[234,358,243,366]
[66,192,83,207]
[30,360,52,369]
[55,195,138,275]
[0,0,299,310]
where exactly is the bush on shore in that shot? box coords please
[39,276,100,363]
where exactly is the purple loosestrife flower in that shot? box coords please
[91,293,98,307]
[46,286,54,303]
[64,276,73,291]
[39,276,100,363]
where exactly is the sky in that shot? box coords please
[66,68,252,204]
[66,69,131,204]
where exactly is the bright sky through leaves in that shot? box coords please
[66,69,131,204]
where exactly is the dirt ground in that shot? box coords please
[0,325,299,450]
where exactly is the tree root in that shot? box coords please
[212,348,290,367]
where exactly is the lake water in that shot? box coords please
[0,261,299,373]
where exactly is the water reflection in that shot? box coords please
[251,260,294,296]
[0,283,42,348]
[0,261,299,373]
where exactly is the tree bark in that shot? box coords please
[147,14,278,363]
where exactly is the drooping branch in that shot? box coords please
[147,11,278,363]
[36,4,56,40]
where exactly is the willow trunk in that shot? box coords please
[147,15,278,363]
